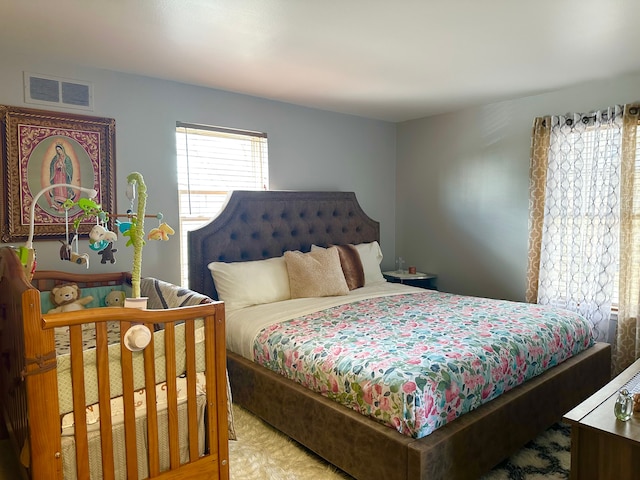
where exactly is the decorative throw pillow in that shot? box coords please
[284,247,349,298]
[311,244,364,290]
[208,256,291,311]
[352,241,386,286]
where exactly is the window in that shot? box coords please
[176,123,268,286]
[531,109,639,342]
[543,123,626,307]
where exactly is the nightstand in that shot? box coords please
[382,271,437,290]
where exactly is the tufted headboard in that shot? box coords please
[188,190,380,299]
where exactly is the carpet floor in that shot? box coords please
[0,405,571,479]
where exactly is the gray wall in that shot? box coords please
[396,72,640,301]
[4,53,638,300]
[0,54,396,286]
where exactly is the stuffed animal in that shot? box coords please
[98,242,118,264]
[59,232,77,261]
[89,224,118,252]
[48,283,94,313]
[105,289,126,307]
[89,224,118,243]
[147,222,175,241]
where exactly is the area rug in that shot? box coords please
[0,405,571,479]
[480,422,571,480]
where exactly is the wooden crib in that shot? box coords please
[0,246,229,479]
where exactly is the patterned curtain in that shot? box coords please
[614,105,640,373]
[527,106,624,345]
[526,117,551,305]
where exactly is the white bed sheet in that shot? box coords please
[226,282,426,360]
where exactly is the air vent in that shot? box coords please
[24,72,93,111]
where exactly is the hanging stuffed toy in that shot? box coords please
[98,242,118,264]
[148,222,175,241]
[59,232,75,261]
[89,224,118,251]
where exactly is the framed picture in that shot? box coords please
[0,105,116,243]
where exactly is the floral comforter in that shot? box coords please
[253,290,594,439]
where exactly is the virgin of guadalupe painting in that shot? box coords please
[0,105,115,242]
[30,136,94,217]
[48,142,77,211]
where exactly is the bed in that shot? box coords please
[188,190,611,480]
[0,246,230,480]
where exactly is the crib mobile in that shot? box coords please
[17,172,175,280]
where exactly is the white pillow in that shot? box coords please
[208,257,291,311]
[352,241,386,286]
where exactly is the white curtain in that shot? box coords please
[535,105,624,343]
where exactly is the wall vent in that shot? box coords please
[24,72,94,111]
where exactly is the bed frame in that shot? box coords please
[0,246,229,480]
[188,190,612,480]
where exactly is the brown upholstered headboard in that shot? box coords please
[188,191,380,299]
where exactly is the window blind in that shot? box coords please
[176,122,268,286]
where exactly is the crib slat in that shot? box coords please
[120,321,139,479]
[143,322,160,477]
[95,322,115,480]
[69,325,90,479]
[163,323,180,468]
[213,305,230,480]
[203,314,218,458]
[184,320,199,462]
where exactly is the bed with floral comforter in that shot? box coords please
[252,289,593,439]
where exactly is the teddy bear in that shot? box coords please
[48,283,94,313]
[104,289,126,307]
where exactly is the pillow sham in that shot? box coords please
[352,241,386,286]
[284,247,349,298]
[208,256,291,311]
[311,244,365,290]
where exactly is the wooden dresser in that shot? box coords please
[564,358,640,480]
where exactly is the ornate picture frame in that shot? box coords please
[0,105,116,242]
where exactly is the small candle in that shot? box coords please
[408,266,416,274]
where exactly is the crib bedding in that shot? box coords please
[43,281,210,416]
[55,318,207,416]
[237,286,594,439]
[60,372,208,435]
[60,374,208,479]
[61,394,207,480]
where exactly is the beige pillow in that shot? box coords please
[311,244,365,290]
[208,257,291,311]
[284,247,349,298]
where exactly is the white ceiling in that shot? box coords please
[3,0,640,122]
